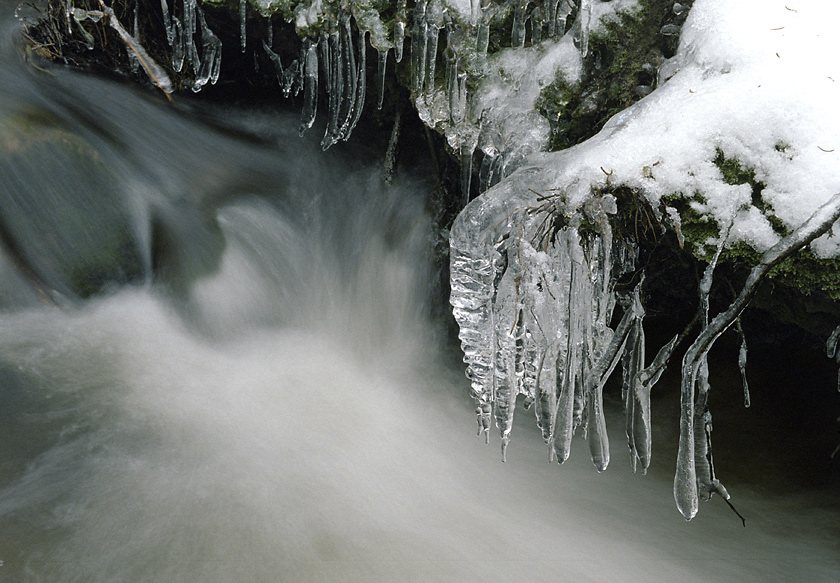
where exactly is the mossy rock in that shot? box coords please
[0,112,146,298]
[657,151,840,304]
[537,0,691,151]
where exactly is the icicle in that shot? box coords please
[676,217,731,519]
[376,48,388,110]
[394,0,407,63]
[577,0,592,57]
[160,0,173,45]
[511,0,527,49]
[555,0,573,39]
[184,0,195,37]
[128,0,140,72]
[343,28,367,141]
[586,299,636,472]
[475,0,493,56]
[171,17,185,72]
[622,285,645,471]
[411,1,428,96]
[424,24,440,100]
[634,333,678,473]
[319,31,330,93]
[299,39,318,135]
[445,42,457,124]
[675,356,700,519]
[450,231,509,447]
[478,152,495,193]
[321,29,342,149]
[192,4,222,92]
[546,0,557,38]
[283,60,300,98]
[263,41,283,81]
[534,345,558,457]
[266,15,273,49]
[239,0,246,53]
[490,233,519,459]
[735,317,750,407]
[455,72,467,124]
[531,2,544,45]
[692,358,717,502]
[460,140,474,205]
[334,13,358,142]
[553,229,585,463]
[186,31,200,72]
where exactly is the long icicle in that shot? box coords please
[675,191,840,520]
[299,38,318,135]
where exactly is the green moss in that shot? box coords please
[538,0,689,151]
[766,249,840,301]
[661,192,719,260]
[713,149,789,236]
[659,150,840,301]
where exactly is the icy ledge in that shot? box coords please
[450,0,840,520]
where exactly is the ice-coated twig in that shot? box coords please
[675,191,840,520]
[98,0,173,99]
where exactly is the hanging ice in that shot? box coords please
[156,0,221,91]
[394,0,407,63]
[192,5,222,92]
[299,39,318,134]
[450,181,648,467]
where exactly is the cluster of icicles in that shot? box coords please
[449,192,659,472]
[151,0,592,170]
[249,0,593,168]
[451,184,840,519]
[160,0,222,92]
[67,0,596,178]
[449,189,754,521]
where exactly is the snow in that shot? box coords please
[488,0,840,256]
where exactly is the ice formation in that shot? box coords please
[451,0,840,520]
[160,0,222,91]
[189,0,624,166]
[50,0,840,520]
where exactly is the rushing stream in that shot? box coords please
[0,3,838,582]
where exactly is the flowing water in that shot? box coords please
[0,4,838,582]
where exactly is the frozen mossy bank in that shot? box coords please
[449,0,840,521]
[26,0,840,296]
